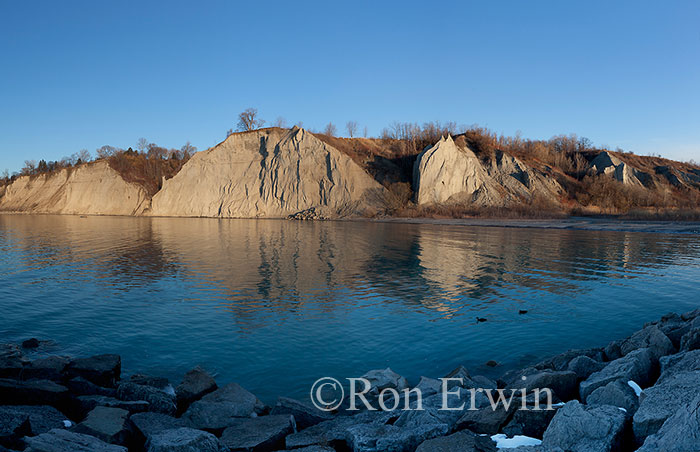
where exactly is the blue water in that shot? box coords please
[1,214,699,404]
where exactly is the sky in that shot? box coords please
[1,0,699,174]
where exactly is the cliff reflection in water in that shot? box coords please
[2,214,699,401]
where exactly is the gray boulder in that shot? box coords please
[512,371,578,402]
[66,377,117,397]
[470,375,497,389]
[414,376,442,397]
[360,368,408,395]
[537,348,604,371]
[22,356,71,381]
[680,327,700,352]
[73,406,132,446]
[129,412,186,441]
[415,430,497,452]
[270,397,333,430]
[542,401,626,452]
[0,410,30,450]
[586,380,639,415]
[220,415,295,451]
[0,343,28,378]
[0,405,67,436]
[502,403,559,439]
[346,422,448,452]
[455,402,516,434]
[128,374,171,390]
[637,394,700,451]
[657,313,692,348]
[117,382,176,415]
[182,382,267,432]
[659,349,700,378]
[682,307,700,321]
[579,348,653,401]
[567,355,605,381]
[77,395,149,416]
[603,340,623,361]
[285,411,393,449]
[175,367,217,412]
[145,427,224,452]
[0,378,69,409]
[65,354,121,387]
[620,325,675,360]
[24,428,127,452]
[633,370,700,442]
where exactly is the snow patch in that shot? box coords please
[491,433,543,448]
[163,384,176,396]
[62,420,72,428]
[628,380,643,397]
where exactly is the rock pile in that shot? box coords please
[1,308,699,451]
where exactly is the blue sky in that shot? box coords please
[1,0,699,173]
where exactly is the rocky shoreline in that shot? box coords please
[2,309,700,452]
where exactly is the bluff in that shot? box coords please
[412,135,563,207]
[0,160,150,216]
[148,127,387,218]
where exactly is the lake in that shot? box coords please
[1,214,699,404]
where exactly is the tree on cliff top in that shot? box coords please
[237,108,265,131]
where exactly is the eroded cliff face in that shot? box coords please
[413,136,563,207]
[149,127,388,218]
[0,160,150,215]
[590,151,649,186]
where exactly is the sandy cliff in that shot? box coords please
[0,160,150,215]
[413,136,563,207]
[149,127,388,218]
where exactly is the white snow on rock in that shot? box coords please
[628,380,643,397]
[491,433,543,448]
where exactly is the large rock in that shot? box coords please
[175,367,217,413]
[117,382,176,415]
[150,127,387,219]
[586,380,639,416]
[145,427,223,452]
[270,397,333,430]
[659,349,700,378]
[0,405,67,436]
[680,327,700,352]
[567,355,605,381]
[579,348,653,401]
[346,422,448,452]
[220,415,295,451]
[0,410,30,450]
[620,325,675,360]
[0,378,70,409]
[359,367,408,395]
[0,160,150,216]
[633,370,700,442]
[0,343,28,378]
[182,383,266,432]
[637,394,700,451]
[23,356,71,381]
[511,371,578,402]
[542,401,626,452]
[502,403,559,439]
[415,430,497,452]
[65,354,121,387]
[77,395,149,416]
[284,411,393,449]
[23,428,128,452]
[66,377,117,397]
[129,412,186,441]
[74,406,132,446]
[537,348,604,372]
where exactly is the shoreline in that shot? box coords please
[2,309,699,451]
[3,211,700,235]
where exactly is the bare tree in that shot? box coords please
[22,160,37,176]
[346,121,358,138]
[181,142,197,157]
[77,149,91,163]
[323,122,337,136]
[96,145,117,159]
[363,126,368,138]
[237,108,265,131]
[2,169,8,181]
[136,138,150,153]
[226,128,234,138]
[274,117,288,128]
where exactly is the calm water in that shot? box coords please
[1,214,699,403]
